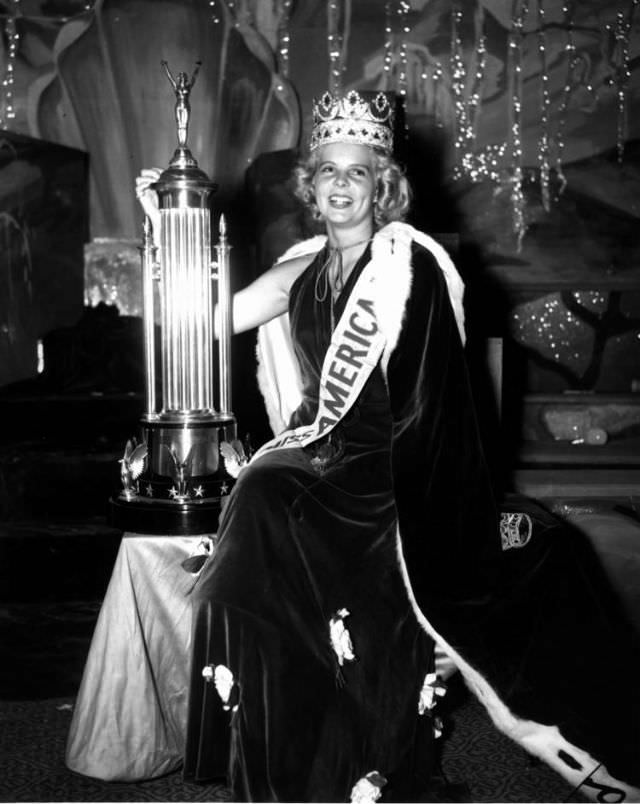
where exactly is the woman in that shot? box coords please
[137,90,640,802]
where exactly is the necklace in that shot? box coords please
[313,237,372,305]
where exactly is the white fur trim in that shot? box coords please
[370,226,413,374]
[275,234,327,265]
[373,222,465,353]
[394,526,640,800]
[256,314,303,435]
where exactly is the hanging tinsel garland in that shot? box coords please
[552,0,577,195]
[390,0,411,146]
[0,0,20,129]
[396,0,410,99]
[467,3,486,141]
[208,0,221,25]
[276,0,293,76]
[382,0,394,90]
[506,0,529,250]
[452,2,496,183]
[607,0,640,163]
[536,0,551,212]
[450,3,468,163]
[327,0,352,95]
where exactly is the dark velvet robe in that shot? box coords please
[387,241,640,794]
[184,226,640,801]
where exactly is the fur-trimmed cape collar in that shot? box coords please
[256,222,465,435]
[275,222,466,362]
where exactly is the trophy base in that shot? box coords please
[109,492,228,536]
[110,414,240,535]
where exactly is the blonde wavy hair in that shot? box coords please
[293,147,411,228]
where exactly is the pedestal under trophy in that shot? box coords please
[110,62,240,534]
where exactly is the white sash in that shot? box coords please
[250,255,385,464]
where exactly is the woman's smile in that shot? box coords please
[328,193,353,208]
[313,142,376,236]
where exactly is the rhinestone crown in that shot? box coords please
[310,90,395,154]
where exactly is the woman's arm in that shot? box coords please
[222,254,314,335]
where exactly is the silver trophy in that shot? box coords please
[111,61,240,534]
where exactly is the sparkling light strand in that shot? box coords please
[208,0,221,24]
[382,0,394,91]
[607,0,640,163]
[507,0,529,250]
[276,0,293,76]
[536,0,551,211]
[451,3,491,183]
[467,5,487,141]
[397,0,411,144]
[553,0,576,195]
[327,0,351,95]
[450,5,469,163]
[0,0,20,128]
[396,0,410,98]
[465,3,488,175]
[467,26,486,138]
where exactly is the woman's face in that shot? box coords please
[313,143,376,233]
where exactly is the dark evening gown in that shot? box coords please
[183,247,437,802]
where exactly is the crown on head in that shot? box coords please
[310,90,395,154]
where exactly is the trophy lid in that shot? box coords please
[154,147,216,187]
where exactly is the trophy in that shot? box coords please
[110,62,241,534]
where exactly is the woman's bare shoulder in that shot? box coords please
[264,250,320,290]
[274,250,319,274]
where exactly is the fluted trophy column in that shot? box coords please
[110,61,238,535]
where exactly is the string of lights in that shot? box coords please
[276,0,293,77]
[553,0,576,195]
[450,5,469,163]
[0,0,20,129]
[382,1,394,91]
[536,0,551,212]
[209,0,221,25]
[396,0,410,98]
[608,0,640,163]
[467,4,486,141]
[507,0,529,250]
[327,0,351,95]
[451,3,497,185]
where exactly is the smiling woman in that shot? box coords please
[177,91,460,802]
[135,89,640,803]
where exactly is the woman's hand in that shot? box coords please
[135,167,162,232]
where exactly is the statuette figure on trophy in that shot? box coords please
[161,59,202,147]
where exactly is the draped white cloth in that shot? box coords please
[65,534,212,781]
